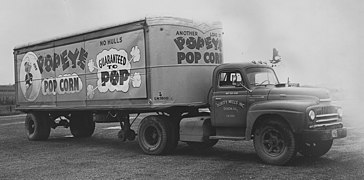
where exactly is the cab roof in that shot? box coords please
[215,62,272,71]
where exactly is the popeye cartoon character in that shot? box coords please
[20,52,41,101]
[24,61,33,89]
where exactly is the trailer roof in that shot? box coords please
[14,16,222,51]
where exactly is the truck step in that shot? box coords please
[209,136,246,141]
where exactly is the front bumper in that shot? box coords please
[301,127,347,142]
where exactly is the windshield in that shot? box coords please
[246,67,279,86]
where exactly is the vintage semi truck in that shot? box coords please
[14,17,346,165]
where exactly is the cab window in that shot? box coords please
[246,67,279,86]
[218,71,243,88]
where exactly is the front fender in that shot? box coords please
[245,100,317,140]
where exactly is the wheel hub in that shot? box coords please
[28,120,35,134]
[262,128,285,156]
[145,126,160,146]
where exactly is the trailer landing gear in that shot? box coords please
[118,114,137,142]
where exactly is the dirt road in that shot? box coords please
[0,101,363,179]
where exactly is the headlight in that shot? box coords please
[308,110,316,121]
[337,108,343,118]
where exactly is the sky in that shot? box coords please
[1,0,363,99]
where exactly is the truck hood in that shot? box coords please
[267,87,331,102]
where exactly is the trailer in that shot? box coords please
[14,17,222,111]
[14,17,346,165]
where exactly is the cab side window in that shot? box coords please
[218,71,243,88]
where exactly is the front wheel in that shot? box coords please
[254,120,296,165]
[298,140,333,158]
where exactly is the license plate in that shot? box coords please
[332,129,338,138]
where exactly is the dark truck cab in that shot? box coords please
[180,62,347,165]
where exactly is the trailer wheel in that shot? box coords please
[70,113,95,138]
[25,113,51,141]
[138,115,174,155]
[187,139,218,150]
[298,140,333,158]
[253,120,296,165]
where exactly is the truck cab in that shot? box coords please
[180,62,347,165]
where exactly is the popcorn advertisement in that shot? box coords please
[85,29,146,101]
[17,29,146,103]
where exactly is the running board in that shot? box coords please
[209,136,246,141]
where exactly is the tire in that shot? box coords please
[253,120,296,165]
[165,119,179,153]
[187,139,218,150]
[70,112,95,138]
[25,113,51,141]
[298,140,333,158]
[138,115,175,155]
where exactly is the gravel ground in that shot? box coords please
[0,100,363,180]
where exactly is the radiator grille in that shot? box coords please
[309,106,342,129]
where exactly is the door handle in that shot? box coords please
[215,97,222,100]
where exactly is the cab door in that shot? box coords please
[211,70,248,128]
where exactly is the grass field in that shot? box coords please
[0,105,21,116]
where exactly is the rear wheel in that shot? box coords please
[165,114,181,153]
[138,115,177,155]
[254,120,296,165]
[25,113,51,140]
[70,112,95,138]
[298,140,333,158]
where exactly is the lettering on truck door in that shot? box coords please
[212,70,248,127]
